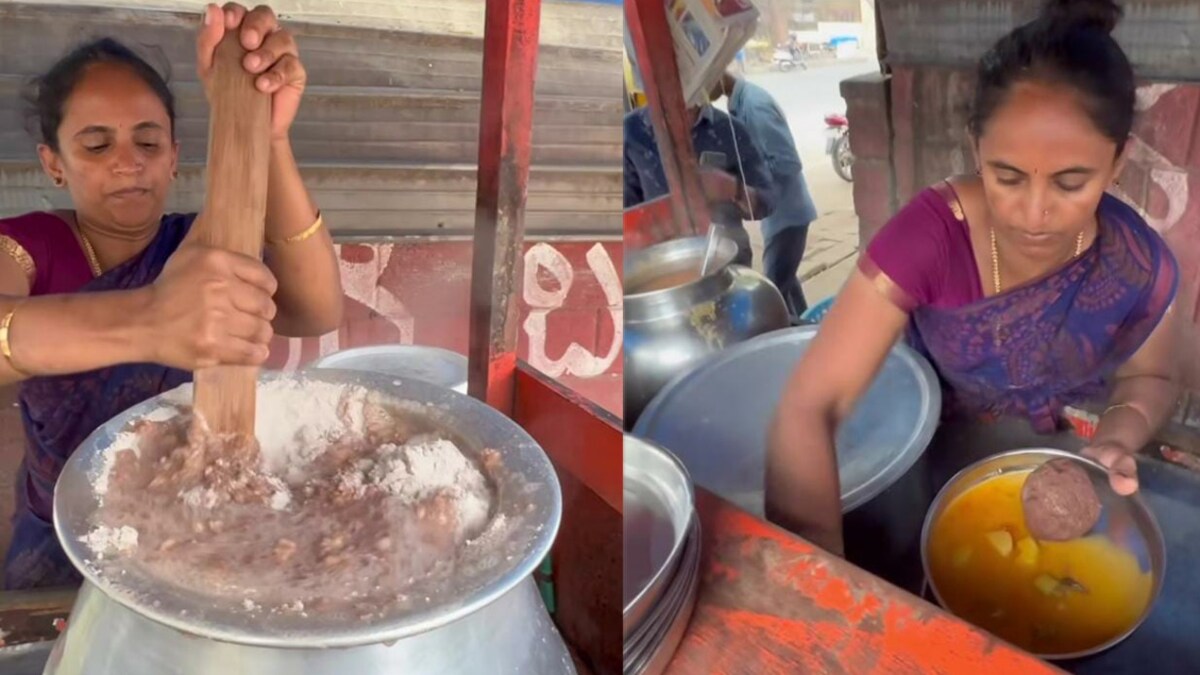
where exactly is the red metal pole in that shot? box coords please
[625,0,711,249]
[467,0,541,416]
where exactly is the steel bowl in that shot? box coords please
[623,435,694,639]
[623,517,701,675]
[920,448,1166,660]
[48,369,573,674]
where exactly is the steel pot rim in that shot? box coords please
[622,435,695,637]
[624,235,742,313]
[54,369,563,649]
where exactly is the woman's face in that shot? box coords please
[37,62,178,233]
[975,80,1124,260]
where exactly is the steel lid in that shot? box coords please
[632,325,941,514]
[312,345,468,393]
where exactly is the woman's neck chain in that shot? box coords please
[990,228,1085,295]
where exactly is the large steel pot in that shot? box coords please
[46,370,574,675]
[624,235,788,428]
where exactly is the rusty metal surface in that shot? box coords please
[513,365,622,675]
[514,363,621,514]
[554,467,621,675]
[467,0,541,414]
[624,0,710,250]
[662,490,1064,675]
[0,587,73,648]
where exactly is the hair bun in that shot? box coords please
[1040,0,1123,34]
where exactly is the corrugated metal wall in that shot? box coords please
[0,0,626,49]
[877,0,1200,81]
[0,1,623,236]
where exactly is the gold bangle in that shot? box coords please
[266,211,324,246]
[1103,403,1151,429]
[0,307,27,375]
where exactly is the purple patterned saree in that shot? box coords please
[860,182,1177,435]
[0,211,195,589]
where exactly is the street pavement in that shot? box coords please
[731,58,879,309]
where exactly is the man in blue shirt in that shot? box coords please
[623,104,775,267]
[712,71,818,319]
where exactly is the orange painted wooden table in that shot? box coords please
[662,490,1065,675]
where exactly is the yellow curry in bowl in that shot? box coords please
[927,470,1153,656]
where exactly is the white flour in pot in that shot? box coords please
[351,437,491,535]
[79,525,139,558]
[82,379,500,619]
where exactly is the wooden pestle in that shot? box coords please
[190,33,272,436]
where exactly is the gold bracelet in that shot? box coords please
[0,307,27,375]
[266,211,324,246]
[1103,403,1151,429]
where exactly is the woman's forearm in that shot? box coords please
[263,138,344,337]
[1092,374,1179,454]
[765,402,844,555]
[0,290,153,386]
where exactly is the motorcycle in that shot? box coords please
[772,47,806,72]
[824,113,853,182]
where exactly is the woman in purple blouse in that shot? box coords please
[0,4,344,589]
[767,0,1180,556]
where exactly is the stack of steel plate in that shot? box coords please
[623,435,701,675]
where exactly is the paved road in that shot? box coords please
[734,59,879,308]
[749,59,879,171]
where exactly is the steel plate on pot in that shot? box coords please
[623,435,695,638]
[633,325,940,515]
